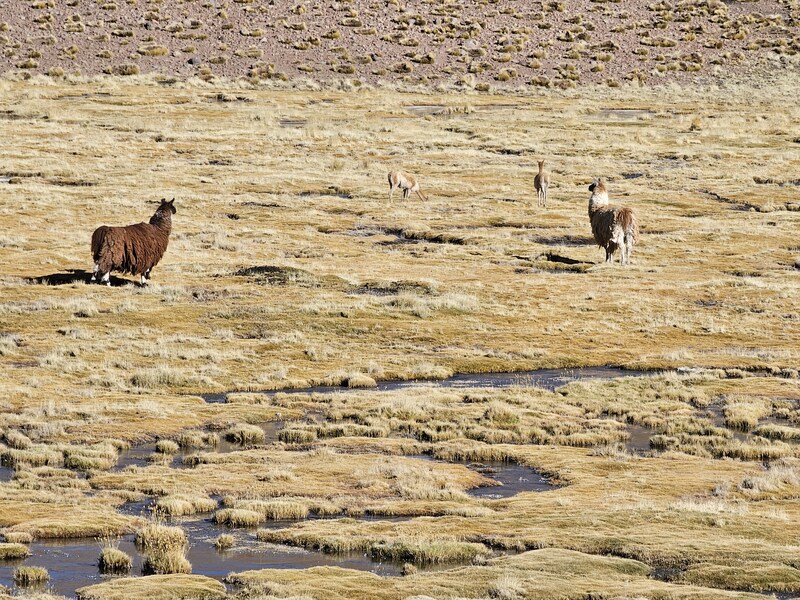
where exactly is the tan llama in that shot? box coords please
[534,159,550,207]
[388,170,428,203]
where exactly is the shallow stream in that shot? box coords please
[201,366,645,404]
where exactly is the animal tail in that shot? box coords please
[618,208,639,244]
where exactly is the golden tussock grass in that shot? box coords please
[0,542,31,559]
[98,546,132,574]
[76,574,226,600]
[13,566,49,586]
[134,523,187,554]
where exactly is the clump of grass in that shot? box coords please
[410,362,453,379]
[142,551,191,575]
[4,430,32,449]
[740,462,800,497]
[136,523,191,575]
[98,546,132,574]
[154,495,218,517]
[236,499,309,520]
[215,534,234,550]
[155,440,180,454]
[63,444,118,471]
[177,431,216,449]
[14,566,48,586]
[489,574,526,599]
[752,424,800,441]
[225,423,265,445]
[724,397,771,430]
[278,428,317,444]
[3,532,33,544]
[213,508,264,528]
[370,540,488,564]
[135,523,187,553]
[0,543,31,559]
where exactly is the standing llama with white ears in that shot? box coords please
[91,198,176,286]
[388,170,428,203]
[534,159,550,207]
[587,178,639,265]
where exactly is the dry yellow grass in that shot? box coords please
[0,73,799,598]
[76,574,225,600]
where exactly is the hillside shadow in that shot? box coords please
[29,269,131,287]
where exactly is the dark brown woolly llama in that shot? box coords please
[91,198,176,285]
[587,178,639,265]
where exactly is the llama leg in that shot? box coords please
[91,262,99,282]
[403,188,410,200]
[140,269,151,286]
[388,185,395,203]
[544,186,548,207]
[101,271,111,286]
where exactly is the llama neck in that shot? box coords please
[588,191,609,215]
[538,163,545,174]
[149,211,172,233]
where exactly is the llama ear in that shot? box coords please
[169,198,175,204]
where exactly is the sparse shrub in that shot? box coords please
[113,63,140,76]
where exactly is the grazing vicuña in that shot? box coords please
[587,178,639,265]
[91,198,176,286]
[388,170,428,203]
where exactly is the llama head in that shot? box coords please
[538,159,545,168]
[157,198,177,215]
[588,178,606,193]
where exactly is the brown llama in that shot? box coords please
[534,159,550,207]
[587,178,639,265]
[91,198,176,286]
[388,170,428,203]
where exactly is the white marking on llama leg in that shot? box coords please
[91,262,99,282]
[101,272,110,286]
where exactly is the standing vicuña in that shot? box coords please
[91,198,176,286]
[388,170,428,202]
[534,159,550,207]
[587,178,639,265]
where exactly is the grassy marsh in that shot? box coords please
[0,74,799,598]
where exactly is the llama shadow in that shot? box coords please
[29,269,132,287]
[530,234,595,247]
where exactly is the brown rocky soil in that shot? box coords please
[1,0,799,87]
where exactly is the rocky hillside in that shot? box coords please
[1,0,799,86]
